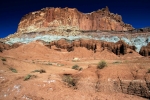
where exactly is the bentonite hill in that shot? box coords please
[0,7,150,100]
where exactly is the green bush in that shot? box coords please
[97,61,107,69]
[62,75,76,86]
[72,65,79,70]
[32,69,46,73]
[9,67,17,73]
[1,58,6,61]
[24,74,32,81]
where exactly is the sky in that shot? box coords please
[0,0,150,38]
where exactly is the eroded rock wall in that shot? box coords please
[17,7,133,34]
[0,42,21,52]
[45,39,135,55]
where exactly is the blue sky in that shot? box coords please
[0,0,150,38]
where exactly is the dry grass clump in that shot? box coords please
[97,60,107,69]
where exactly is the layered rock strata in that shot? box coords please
[45,39,135,55]
[17,7,133,34]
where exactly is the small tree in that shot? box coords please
[97,61,107,69]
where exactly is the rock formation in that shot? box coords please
[0,42,21,52]
[0,42,11,52]
[45,39,135,55]
[139,43,150,56]
[129,27,150,33]
[17,6,134,34]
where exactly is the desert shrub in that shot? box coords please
[62,74,76,86]
[1,58,6,61]
[147,69,150,73]
[113,61,121,64]
[32,69,46,73]
[97,61,107,69]
[72,65,79,70]
[72,65,83,71]
[9,67,17,73]
[24,74,32,81]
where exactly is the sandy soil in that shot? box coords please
[0,41,149,100]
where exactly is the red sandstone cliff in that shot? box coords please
[17,6,134,34]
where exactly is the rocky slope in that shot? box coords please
[17,6,133,34]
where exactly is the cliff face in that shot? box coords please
[17,6,134,34]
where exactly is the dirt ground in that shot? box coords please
[0,41,149,100]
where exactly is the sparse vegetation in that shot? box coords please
[24,74,32,81]
[1,58,6,61]
[62,74,77,86]
[72,64,80,70]
[97,60,107,69]
[72,64,83,71]
[32,69,46,73]
[113,61,121,64]
[9,67,17,73]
